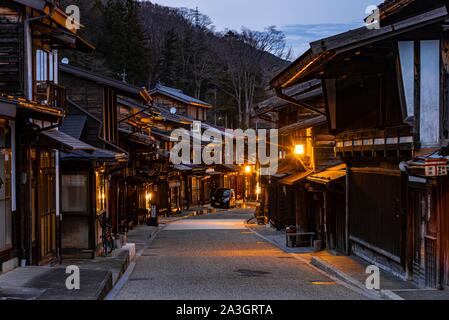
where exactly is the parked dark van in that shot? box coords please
[211,188,236,209]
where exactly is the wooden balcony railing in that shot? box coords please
[35,81,67,112]
[335,125,414,155]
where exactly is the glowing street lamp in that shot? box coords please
[294,144,305,156]
[245,165,252,174]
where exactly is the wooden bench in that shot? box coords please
[286,232,316,248]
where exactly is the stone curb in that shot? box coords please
[247,224,380,300]
[310,256,388,300]
[95,271,114,300]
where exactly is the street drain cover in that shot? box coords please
[278,256,294,259]
[235,269,271,277]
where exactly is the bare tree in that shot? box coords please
[216,27,290,128]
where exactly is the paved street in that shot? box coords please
[115,208,368,300]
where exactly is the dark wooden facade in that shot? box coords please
[150,84,211,121]
[0,0,94,270]
[58,65,154,256]
[0,1,24,97]
[255,81,347,252]
[270,0,449,288]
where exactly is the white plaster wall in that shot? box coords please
[420,40,440,147]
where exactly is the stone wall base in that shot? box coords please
[1,257,18,274]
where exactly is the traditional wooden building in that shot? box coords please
[0,0,94,269]
[59,101,127,258]
[150,103,215,212]
[58,63,152,256]
[271,0,449,288]
[117,97,158,227]
[254,81,346,254]
[150,84,211,121]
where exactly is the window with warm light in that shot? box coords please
[96,171,107,213]
[256,183,261,195]
[145,190,152,209]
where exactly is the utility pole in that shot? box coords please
[119,68,127,83]
[194,7,199,26]
[214,86,217,126]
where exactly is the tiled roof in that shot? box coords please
[60,115,87,139]
[152,104,192,124]
[307,164,347,185]
[151,84,212,108]
[61,148,125,162]
[0,94,64,117]
[255,80,322,116]
[41,129,95,151]
[278,115,327,136]
[60,64,151,102]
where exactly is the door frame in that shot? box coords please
[407,179,439,288]
[31,148,57,265]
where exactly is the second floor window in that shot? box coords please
[35,49,56,82]
[34,49,59,105]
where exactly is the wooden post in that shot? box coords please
[54,149,62,264]
[16,120,26,265]
[345,166,350,256]
[436,177,443,289]
[401,171,412,280]
[25,146,32,265]
[89,168,96,257]
[323,189,330,250]
[413,41,421,144]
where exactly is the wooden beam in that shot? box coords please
[320,56,387,79]
[275,88,325,115]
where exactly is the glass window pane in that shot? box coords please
[49,51,54,82]
[398,41,415,118]
[62,174,88,213]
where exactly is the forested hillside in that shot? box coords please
[61,0,290,128]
